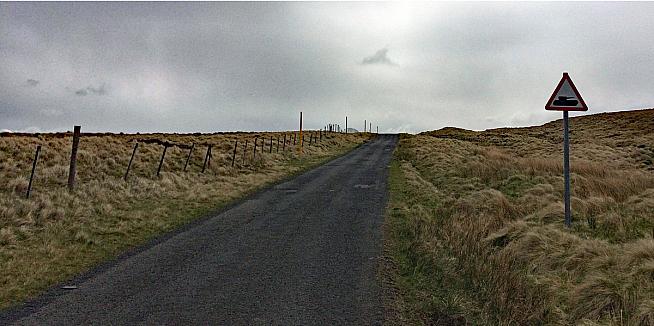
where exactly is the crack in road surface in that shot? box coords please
[2,135,398,325]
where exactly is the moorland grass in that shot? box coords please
[386,109,654,324]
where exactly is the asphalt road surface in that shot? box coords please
[3,134,398,325]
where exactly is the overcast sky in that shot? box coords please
[2,2,654,133]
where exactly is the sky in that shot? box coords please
[2,2,654,134]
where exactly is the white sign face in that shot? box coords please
[546,73,588,111]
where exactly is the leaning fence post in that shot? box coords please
[183,143,195,172]
[26,145,41,199]
[202,145,212,173]
[67,125,81,191]
[157,144,169,176]
[232,140,238,167]
[124,142,138,181]
[253,136,258,161]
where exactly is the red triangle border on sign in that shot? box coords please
[545,72,588,111]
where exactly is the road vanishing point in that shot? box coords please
[2,135,399,325]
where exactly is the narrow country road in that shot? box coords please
[3,134,398,325]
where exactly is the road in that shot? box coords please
[3,134,398,325]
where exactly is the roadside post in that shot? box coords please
[67,125,81,191]
[183,143,194,172]
[124,142,138,181]
[545,72,588,227]
[26,145,41,199]
[157,144,168,176]
[202,145,212,173]
[232,140,238,167]
[243,140,248,164]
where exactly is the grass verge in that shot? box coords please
[384,109,654,325]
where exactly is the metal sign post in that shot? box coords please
[546,72,588,227]
[563,111,571,227]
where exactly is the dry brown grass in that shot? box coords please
[0,130,370,309]
[388,108,654,324]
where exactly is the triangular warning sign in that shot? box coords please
[546,73,588,111]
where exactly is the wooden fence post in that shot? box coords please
[276,136,280,153]
[202,145,212,173]
[67,125,81,191]
[232,140,238,167]
[183,143,195,172]
[253,136,258,161]
[243,140,248,164]
[269,136,273,153]
[283,134,286,151]
[157,145,168,176]
[26,145,41,199]
[124,142,138,181]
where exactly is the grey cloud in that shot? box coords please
[74,84,106,96]
[1,2,654,134]
[361,48,398,66]
[26,79,39,87]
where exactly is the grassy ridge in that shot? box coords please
[0,131,370,309]
[386,109,654,325]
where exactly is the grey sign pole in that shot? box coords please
[563,111,571,227]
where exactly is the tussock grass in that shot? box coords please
[387,109,654,324]
[0,131,370,309]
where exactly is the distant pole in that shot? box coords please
[377,126,379,134]
[231,140,238,167]
[157,145,168,176]
[369,122,372,133]
[283,134,286,151]
[364,120,366,133]
[183,143,195,172]
[253,136,258,161]
[124,142,138,181]
[276,136,280,153]
[67,125,81,191]
[299,112,303,154]
[345,116,348,134]
[563,111,571,227]
[26,145,41,199]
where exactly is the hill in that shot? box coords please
[387,108,654,324]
